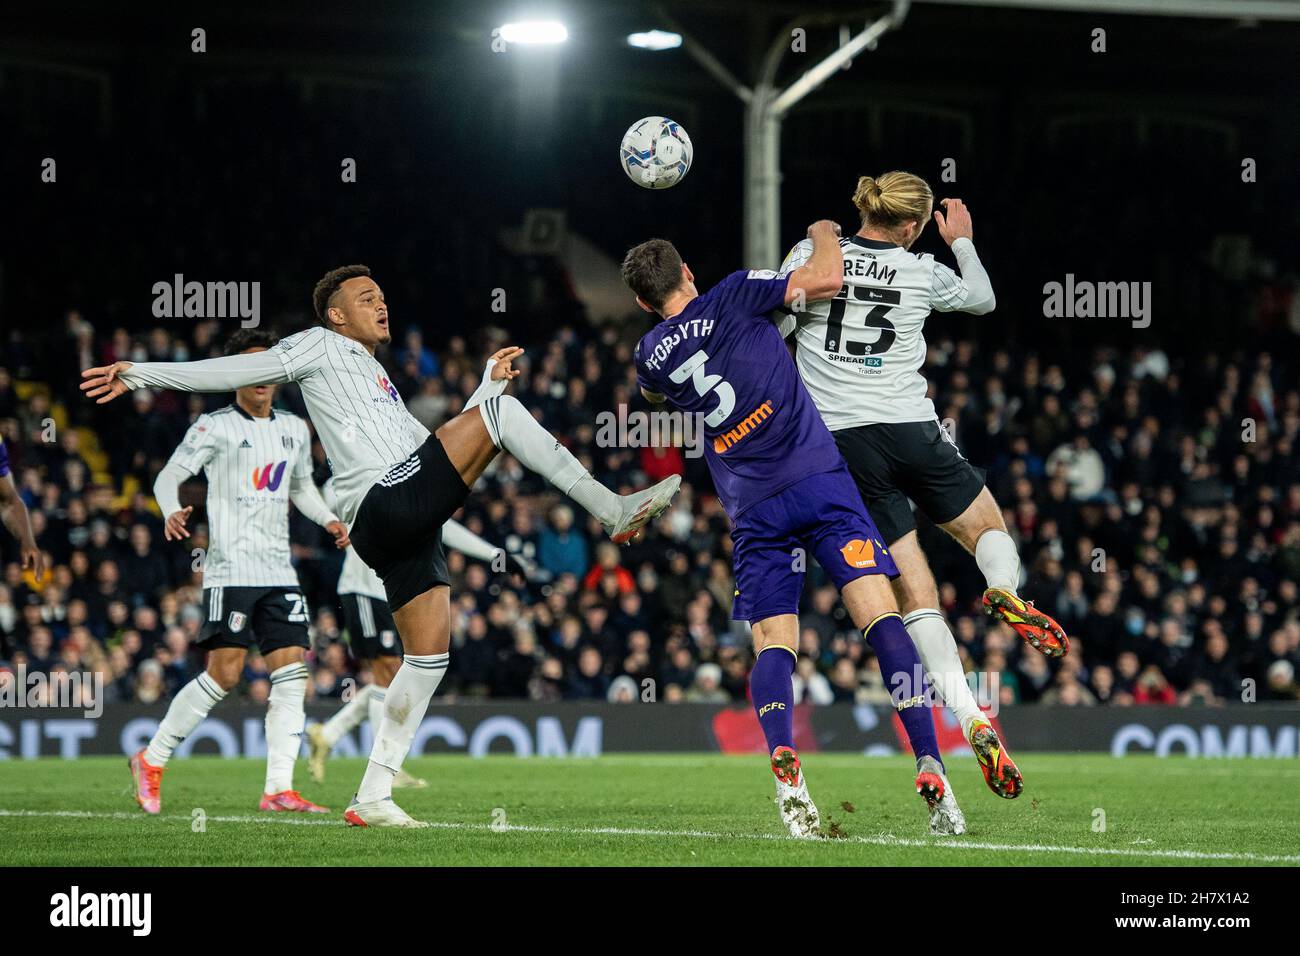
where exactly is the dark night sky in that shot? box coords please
[2,1,1296,350]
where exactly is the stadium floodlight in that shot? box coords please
[652,0,911,268]
[627,30,683,51]
[497,20,569,45]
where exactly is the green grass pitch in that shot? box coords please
[2,753,1297,866]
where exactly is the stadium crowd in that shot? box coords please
[3,293,1300,713]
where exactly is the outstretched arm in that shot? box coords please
[81,350,291,404]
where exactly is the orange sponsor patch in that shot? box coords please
[840,538,877,569]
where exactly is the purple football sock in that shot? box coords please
[864,613,942,768]
[749,645,796,755]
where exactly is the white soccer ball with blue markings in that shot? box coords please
[620,116,693,189]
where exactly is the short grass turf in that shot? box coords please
[1,753,1297,866]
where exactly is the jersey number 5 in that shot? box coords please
[824,285,900,356]
[669,350,735,427]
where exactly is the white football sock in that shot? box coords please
[367,687,386,734]
[478,394,620,526]
[904,609,985,738]
[264,661,309,794]
[144,671,227,767]
[319,684,374,748]
[975,529,1022,594]
[356,654,448,803]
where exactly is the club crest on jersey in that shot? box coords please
[840,538,878,569]
[281,435,294,449]
[251,460,287,491]
[375,374,399,402]
[227,611,247,633]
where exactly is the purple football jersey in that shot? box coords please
[0,438,9,478]
[635,269,844,516]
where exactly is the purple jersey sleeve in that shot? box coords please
[0,438,9,478]
[724,270,790,318]
[634,340,657,395]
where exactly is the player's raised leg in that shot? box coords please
[449,389,679,545]
[942,488,1069,658]
[889,532,1022,799]
[750,615,820,839]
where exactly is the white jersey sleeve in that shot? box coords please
[168,414,221,477]
[930,238,995,314]
[119,349,290,393]
[290,417,316,484]
[272,327,331,380]
[774,239,816,339]
[779,238,814,276]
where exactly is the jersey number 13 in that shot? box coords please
[824,285,900,356]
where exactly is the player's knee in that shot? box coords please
[206,660,241,692]
[846,573,900,623]
[893,573,939,616]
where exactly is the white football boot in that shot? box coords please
[771,746,822,839]
[916,755,966,835]
[343,795,431,829]
[606,475,681,545]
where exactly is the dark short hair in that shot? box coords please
[621,239,683,313]
[223,329,279,356]
[312,264,372,325]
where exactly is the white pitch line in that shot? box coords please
[1,808,1296,863]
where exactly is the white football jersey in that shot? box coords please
[272,327,430,526]
[166,406,313,589]
[778,236,985,430]
[321,478,386,600]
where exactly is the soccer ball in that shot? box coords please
[620,116,693,189]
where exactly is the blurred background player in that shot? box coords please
[624,223,963,838]
[127,329,347,815]
[0,437,44,582]
[307,478,536,786]
[778,171,1071,799]
[82,264,680,827]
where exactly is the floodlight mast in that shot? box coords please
[655,1,910,269]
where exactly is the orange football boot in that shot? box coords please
[128,749,164,815]
[259,790,330,813]
[983,587,1070,657]
[968,718,1023,799]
